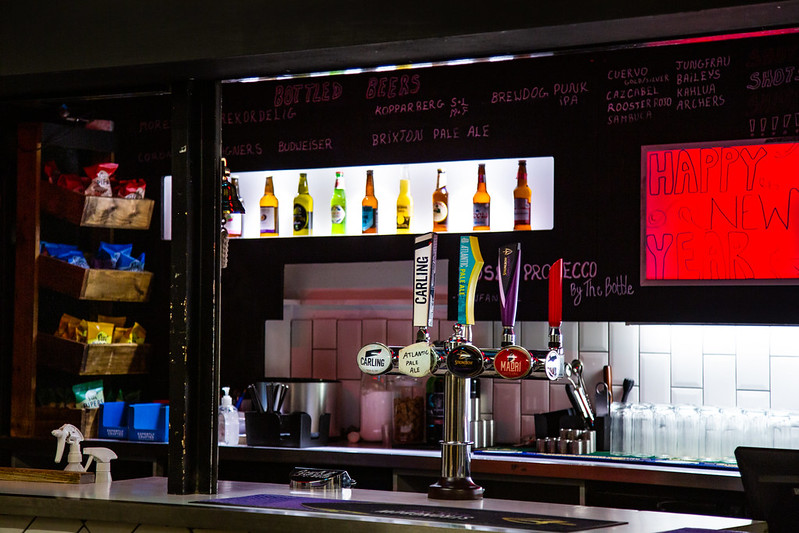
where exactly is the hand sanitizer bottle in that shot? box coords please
[218,387,239,446]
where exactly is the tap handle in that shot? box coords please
[497,243,521,338]
[457,236,483,326]
[412,233,438,329]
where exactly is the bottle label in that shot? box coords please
[260,206,277,235]
[433,201,448,224]
[331,205,346,224]
[473,203,490,227]
[514,198,531,226]
[397,206,410,230]
[293,204,309,231]
[225,213,242,237]
[362,206,376,232]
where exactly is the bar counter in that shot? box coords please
[1,437,746,514]
[0,476,762,532]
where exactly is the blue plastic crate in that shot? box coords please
[128,403,169,442]
[98,402,128,439]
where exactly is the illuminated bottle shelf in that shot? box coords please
[163,156,554,239]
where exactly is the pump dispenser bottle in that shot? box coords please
[219,387,239,446]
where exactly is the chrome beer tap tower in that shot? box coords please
[356,234,565,500]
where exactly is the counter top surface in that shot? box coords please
[0,476,760,532]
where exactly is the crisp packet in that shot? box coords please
[93,242,133,269]
[73,380,104,409]
[62,250,90,269]
[76,320,88,343]
[58,173,89,193]
[116,252,145,271]
[130,322,147,344]
[40,241,77,257]
[44,161,60,184]
[84,163,118,197]
[55,313,82,340]
[113,326,132,344]
[41,242,90,269]
[116,178,147,199]
[87,321,115,344]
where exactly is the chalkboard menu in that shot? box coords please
[217,29,799,325]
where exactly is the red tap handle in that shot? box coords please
[548,259,563,327]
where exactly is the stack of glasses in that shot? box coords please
[609,402,799,463]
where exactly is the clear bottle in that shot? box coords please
[513,160,532,231]
[432,168,448,232]
[218,387,239,446]
[330,171,347,234]
[362,169,378,234]
[472,163,490,231]
[293,173,313,236]
[259,176,279,237]
[396,172,413,234]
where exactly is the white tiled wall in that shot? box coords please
[265,317,799,444]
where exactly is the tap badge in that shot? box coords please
[545,351,562,380]
[445,344,484,378]
[494,346,532,380]
[357,343,393,375]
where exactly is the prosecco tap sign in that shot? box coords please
[642,139,799,284]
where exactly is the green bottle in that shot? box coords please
[330,171,347,234]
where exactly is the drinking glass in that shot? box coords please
[631,403,655,457]
[674,404,700,461]
[720,407,744,462]
[698,406,722,462]
[653,404,676,459]
[742,409,768,448]
[768,410,791,449]
[790,412,799,450]
[610,402,631,456]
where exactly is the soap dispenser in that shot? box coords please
[219,387,239,446]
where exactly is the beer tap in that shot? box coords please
[429,235,485,500]
[356,234,567,501]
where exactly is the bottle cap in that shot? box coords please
[446,343,484,378]
[357,343,393,375]
[493,346,532,379]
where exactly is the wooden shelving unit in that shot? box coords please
[11,122,156,438]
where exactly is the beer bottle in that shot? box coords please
[259,176,279,237]
[396,174,413,234]
[513,160,532,231]
[362,169,378,234]
[472,164,490,231]
[432,168,448,232]
[330,171,347,234]
[293,173,313,235]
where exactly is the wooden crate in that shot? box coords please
[38,333,150,375]
[40,181,154,229]
[38,254,152,302]
[34,406,99,439]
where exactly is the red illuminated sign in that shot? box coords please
[642,140,799,284]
